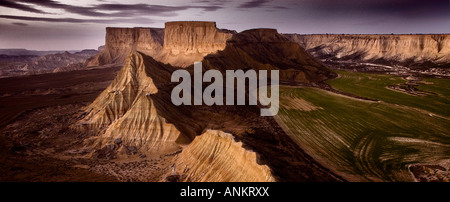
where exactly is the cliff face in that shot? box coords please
[163,21,233,54]
[174,130,276,182]
[159,21,234,67]
[87,22,234,68]
[285,34,450,65]
[86,27,164,67]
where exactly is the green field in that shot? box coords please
[276,71,450,181]
[326,70,450,117]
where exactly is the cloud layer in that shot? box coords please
[0,0,223,18]
[0,0,449,50]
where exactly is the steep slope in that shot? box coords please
[201,29,335,83]
[80,52,186,154]
[173,130,276,182]
[285,34,450,67]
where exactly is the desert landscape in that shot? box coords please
[0,0,449,183]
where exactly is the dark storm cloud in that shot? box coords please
[192,0,230,5]
[198,5,223,11]
[81,3,222,16]
[12,22,28,26]
[0,0,223,17]
[0,15,154,24]
[0,0,115,16]
[238,0,271,9]
[0,0,46,14]
[0,15,99,23]
[302,0,450,19]
[273,6,288,9]
[98,3,222,13]
[368,0,449,18]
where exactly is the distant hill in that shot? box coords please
[0,49,98,78]
[0,49,80,56]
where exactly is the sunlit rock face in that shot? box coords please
[158,21,234,67]
[163,21,233,54]
[86,27,164,67]
[173,130,276,182]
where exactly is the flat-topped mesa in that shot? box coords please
[86,27,164,66]
[285,34,450,64]
[163,21,233,55]
[86,21,234,68]
[159,21,234,67]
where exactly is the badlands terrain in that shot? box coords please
[0,21,449,182]
[0,48,100,78]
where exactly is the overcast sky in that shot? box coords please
[0,0,449,50]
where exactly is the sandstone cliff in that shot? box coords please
[173,130,276,182]
[86,22,234,68]
[86,27,164,67]
[158,21,234,67]
[285,34,450,66]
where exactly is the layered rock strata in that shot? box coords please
[285,34,450,65]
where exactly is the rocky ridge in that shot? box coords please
[172,130,276,182]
